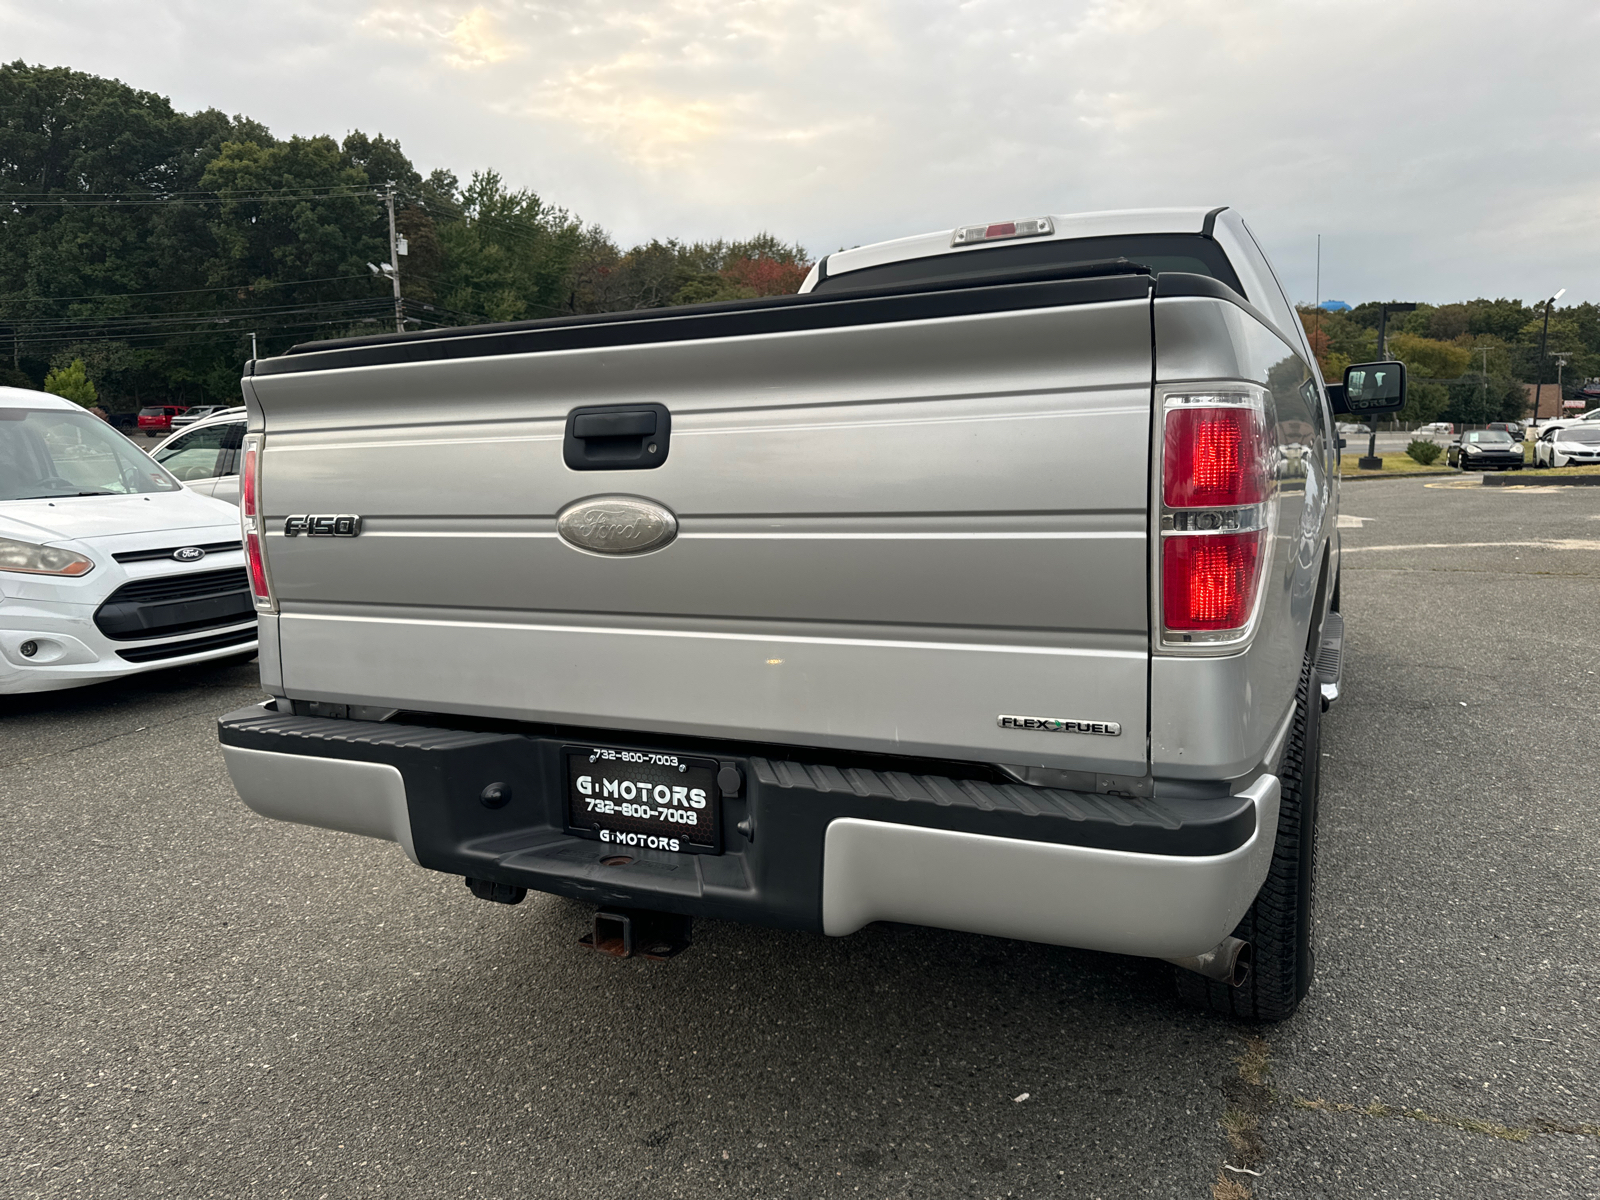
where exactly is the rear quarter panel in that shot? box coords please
[1151,296,1334,779]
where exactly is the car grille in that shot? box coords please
[94,567,255,641]
[115,626,258,663]
[112,540,243,564]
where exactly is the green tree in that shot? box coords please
[430,171,581,322]
[42,356,96,406]
[1388,332,1471,379]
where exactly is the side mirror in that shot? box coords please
[1342,361,1408,416]
[1325,383,1348,413]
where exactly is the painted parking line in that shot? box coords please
[1344,539,1600,553]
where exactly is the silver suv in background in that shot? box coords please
[150,408,247,504]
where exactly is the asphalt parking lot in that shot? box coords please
[3,475,1597,1200]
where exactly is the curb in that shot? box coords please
[1339,469,1462,481]
[1482,472,1600,487]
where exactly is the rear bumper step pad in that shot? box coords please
[218,703,1266,944]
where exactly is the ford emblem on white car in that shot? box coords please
[557,497,677,555]
[172,546,206,563]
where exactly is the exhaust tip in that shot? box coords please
[1165,936,1252,987]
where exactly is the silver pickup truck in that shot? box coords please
[218,206,1406,1021]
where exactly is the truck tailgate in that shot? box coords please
[247,279,1154,772]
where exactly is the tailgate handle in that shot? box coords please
[574,411,655,439]
[564,404,671,471]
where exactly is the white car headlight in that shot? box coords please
[0,536,95,577]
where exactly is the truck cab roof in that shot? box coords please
[800,205,1305,356]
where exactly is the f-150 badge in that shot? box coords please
[557,496,677,555]
[284,514,362,537]
[998,714,1122,736]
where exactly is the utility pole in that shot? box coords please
[1478,345,1490,425]
[385,183,403,334]
[1531,289,1565,425]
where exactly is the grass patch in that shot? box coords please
[1236,1036,1271,1087]
[1529,464,1600,478]
[1338,454,1456,474]
[1212,1171,1253,1200]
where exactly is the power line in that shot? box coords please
[0,273,374,303]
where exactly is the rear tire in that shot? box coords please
[1176,648,1321,1022]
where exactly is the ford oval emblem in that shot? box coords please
[557,497,677,555]
[172,546,206,563]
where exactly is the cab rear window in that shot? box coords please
[812,233,1246,297]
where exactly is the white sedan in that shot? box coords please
[0,388,256,694]
[1534,422,1600,468]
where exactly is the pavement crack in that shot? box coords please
[1,708,216,770]
[1290,1096,1600,1143]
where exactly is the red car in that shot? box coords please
[136,405,189,438]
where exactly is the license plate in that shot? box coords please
[565,745,721,854]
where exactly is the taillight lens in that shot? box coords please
[1159,394,1273,644]
[1162,533,1262,630]
[1163,407,1267,507]
[242,443,258,519]
[246,530,270,601]
[239,437,274,611]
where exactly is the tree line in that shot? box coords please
[1300,297,1600,425]
[0,62,808,409]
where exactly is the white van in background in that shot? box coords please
[0,388,256,694]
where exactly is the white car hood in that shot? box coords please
[0,488,239,546]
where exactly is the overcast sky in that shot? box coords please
[6,0,1599,305]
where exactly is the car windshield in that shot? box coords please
[0,406,183,501]
[1465,430,1512,444]
[1561,426,1600,444]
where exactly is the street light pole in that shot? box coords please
[1531,289,1565,425]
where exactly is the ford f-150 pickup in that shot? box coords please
[217,206,1406,1020]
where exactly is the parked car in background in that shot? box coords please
[1572,381,1600,406]
[0,387,256,694]
[171,404,233,431]
[136,404,189,438]
[1533,423,1600,468]
[106,412,141,435]
[150,408,247,503]
[1487,421,1523,441]
[1335,422,1370,437]
[1412,422,1454,442]
[1447,428,1522,470]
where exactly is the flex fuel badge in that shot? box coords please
[998,714,1122,736]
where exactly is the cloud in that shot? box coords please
[358,3,521,70]
[442,6,519,69]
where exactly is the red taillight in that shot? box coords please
[1162,533,1262,631]
[239,438,273,609]
[1159,398,1271,640]
[241,445,258,518]
[246,530,270,600]
[1163,407,1267,508]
